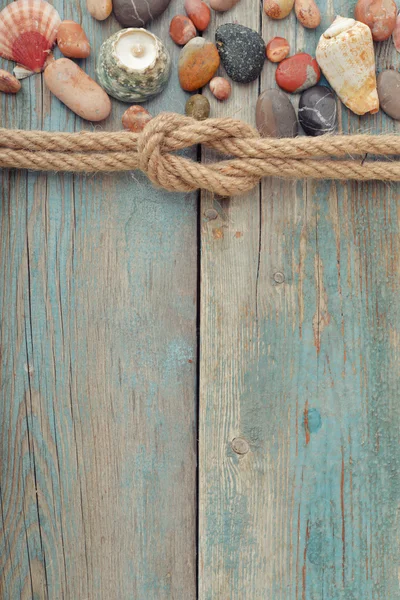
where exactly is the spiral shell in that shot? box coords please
[0,0,61,74]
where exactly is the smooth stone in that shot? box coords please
[169,15,197,45]
[209,77,232,100]
[0,69,21,93]
[298,85,337,136]
[185,94,210,120]
[122,105,152,131]
[266,37,290,62]
[113,0,171,27]
[275,53,320,93]
[44,58,111,122]
[57,21,91,59]
[256,89,298,138]
[377,70,400,120]
[210,0,241,10]
[178,37,220,92]
[184,0,211,31]
[86,0,112,20]
[215,23,266,84]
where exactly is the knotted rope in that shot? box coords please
[1,112,400,196]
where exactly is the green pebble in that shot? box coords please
[185,95,210,121]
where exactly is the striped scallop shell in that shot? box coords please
[0,0,61,73]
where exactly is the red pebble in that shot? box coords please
[275,53,320,93]
[184,0,211,31]
[122,106,152,132]
[266,37,290,63]
[169,15,197,45]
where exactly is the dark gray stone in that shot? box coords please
[298,85,337,136]
[113,0,171,27]
[215,24,265,84]
[256,89,298,138]
[377,70,400,121]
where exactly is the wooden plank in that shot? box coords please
[200,2,400,599]
[0,2,197,599]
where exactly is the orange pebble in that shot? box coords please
[184,0,211,31]
[209,77,232,101]
[266,37,290,62]
[57,20,91,59]
[122,106,152,132]
[178,37,220,92]
[169,15,197,45]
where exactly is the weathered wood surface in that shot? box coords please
[0,2,197,599]
[200,2,400,600]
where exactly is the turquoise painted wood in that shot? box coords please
[0,2,197,598]
[200,0,400,598]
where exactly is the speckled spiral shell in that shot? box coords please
[316,16,379,115]
[96,29,171,103]
[0,0,61,73]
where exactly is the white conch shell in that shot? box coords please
[316,16,379,115]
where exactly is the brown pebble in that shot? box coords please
[57,21,91,59]
[122,105,152,131]
[44,58,111,122]
[169,15,197,45]
[377,70,400,120]
[209,77,231,101]
[178,37,220,92]
[295,0,321,28]
[355,0,396,41]
[184,0,211,31]
[87,0,112,20]
[266,37,290,62]
[185,94,210,120]
[0,69,21,94]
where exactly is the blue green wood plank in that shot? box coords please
[0,2,197,598]
[200,1,400,598]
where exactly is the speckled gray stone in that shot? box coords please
[298,86,337,136]
[215,23,265,84]
[377,70,400,121]
[113,0,171,27]
[256,89,298,138]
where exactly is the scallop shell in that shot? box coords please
[96,28,171,103]
[0,0,61,74]
[316,16,379,115]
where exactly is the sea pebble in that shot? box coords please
[298,85,337,136]
[178,37,220,91]
[57,21,91,59]
[393,12,400,51]
[355,0,396,41]
[87,0,112,20]
[295,0,321,28]
[266,37,290,62]
[264,0,294,19]
[276,53,320,93]
[122,105,152,131]
[169,15,197,45]
[256,89,298,137]
[377,70,400,120]
[184,0,211,31]
[113,0,171,27]
[210,0,241,9]
[185,94,210,120]
[209,77,232,100]
[215,24,265,84]
[45,58,111,121]
[0,69,21,93]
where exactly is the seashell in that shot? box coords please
[354,0,396,41]
[264,0,294,20]
[316,16,379,115]
[0,0,61,74]
[96,28,171,103]
[393,11,400,51]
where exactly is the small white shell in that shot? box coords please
[0,0,61,73]
[316,16,379,115]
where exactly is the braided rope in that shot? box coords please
[1,112,400,195]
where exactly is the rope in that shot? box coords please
[1,112,400,195]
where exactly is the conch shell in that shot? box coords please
[316,16,379,115]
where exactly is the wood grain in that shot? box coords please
[0,2,197,599]
[200,2,400,599]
